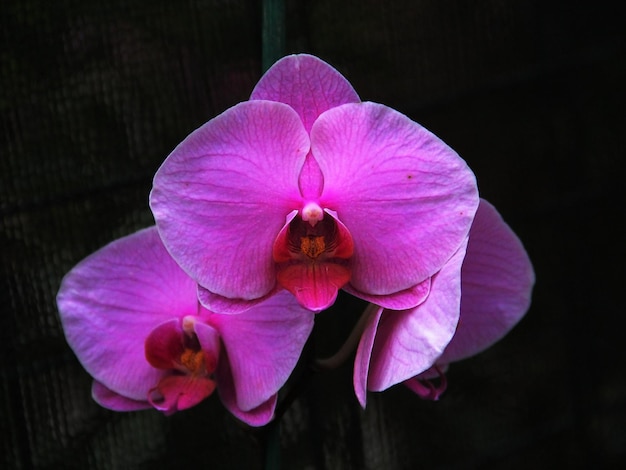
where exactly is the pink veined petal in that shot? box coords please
[343,277,431,311]
[56,227,199,402]
[311,102,478,301]
[250,54,360,133]
[251,54,360,199]
[150,100,310,302]
[276,262,351,312]
[197,284,283,315]
[216,353,277,427]
[353,305,385,408]
[365,240,468,393]
[436,199,535,364]
[298,153,325,201]
[92,381,151,412]
[209,291,314,411]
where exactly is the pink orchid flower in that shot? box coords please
[56,227,314,426]
[150,54,479,313]
[354,199,535,407]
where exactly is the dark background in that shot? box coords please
[2,1,624,468]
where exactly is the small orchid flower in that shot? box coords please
[354,199,535,407]
[150,54,479,313]
[56,227,314,426]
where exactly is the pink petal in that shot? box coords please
[343,277,431,311]
[364,240,468,393]
[216,354,277,427]
[437,199,535,364]
[56,227,199,401]
[353,305,385,408]
[276,262,351,312]
[250,54,360,133]
[150,100,310,302]
[311,102,478,302]
[197,284,283,315]
[92,381,151,411]
[209,291,314,411]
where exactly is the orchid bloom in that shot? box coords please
[150,54,479,313]
[56,227,314,426]
[355,199,535,407]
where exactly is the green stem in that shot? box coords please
[262,419,281,470]
[262,0,286,72]
[313,303,379,371]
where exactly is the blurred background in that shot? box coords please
[1,1,624,468]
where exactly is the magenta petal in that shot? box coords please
[366,240,468,392]
[216,353,277,427]
[437,199,535,364]
[92,381,151,411]
[210,291,314,411]
[312,102,478,298]
[150,100,310,301]
[251,54,360,133]
[353,305,385,408]
[343,277,431,311]
[56,227,199,401]
[197,284,282,315]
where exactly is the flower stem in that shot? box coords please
[262,0,285,72]
[313,303,379,371]
[262,419,281,470]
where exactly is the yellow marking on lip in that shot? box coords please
[180,348,206,375]
[300,236,326,259]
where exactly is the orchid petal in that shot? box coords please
[210,291,314,411]
[353,305,385,408]
[92,381,151,412]
[298,153,324,200]
[343,277,431,311]
[150,100,310,302]
[437,199,535,364]
[57,227,198,401]
[197,284,283,315]
[311,102,478,300]
[365,240,468,392]
[216,354,277,427]
[251,54,360,133]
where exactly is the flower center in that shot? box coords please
[300,235,326,259]
[291,216,334,260]
[179,348,207,376]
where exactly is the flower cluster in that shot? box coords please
[57,55,534,426]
